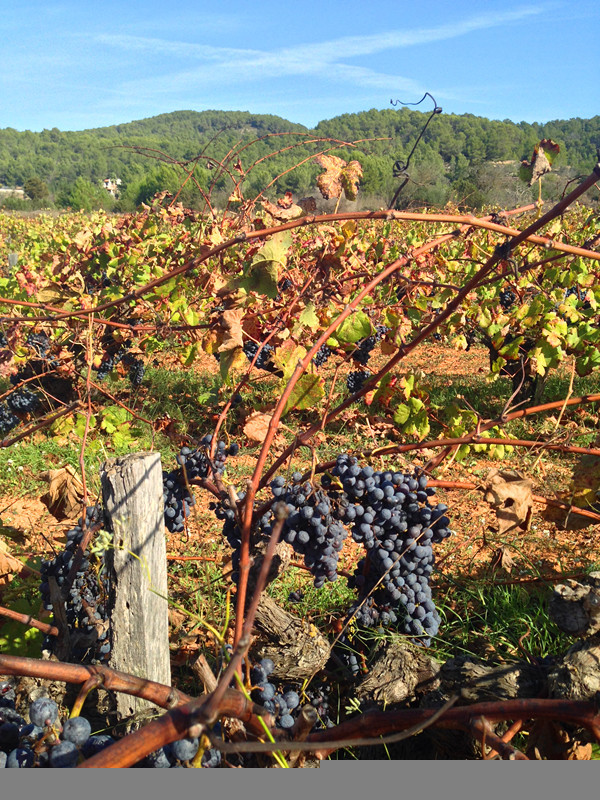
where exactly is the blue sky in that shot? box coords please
[1,1,598,132]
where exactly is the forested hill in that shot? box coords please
[1,108,598,211]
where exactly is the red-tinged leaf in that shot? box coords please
[372,374,397,408]
[342,161,363,200]
[519,139,560,185]
[364,389,376,406]
[314,154,363,200]
[277,191,294,209]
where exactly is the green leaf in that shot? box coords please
[0,597,43,658]
[272,342,307,382]
[332,311,372,344]
[150,277,177,298]
[74,412,96,438]
[245,232,293,299]
[393,403,411,425]
[299,303,319,330]
[499,336,525,360]
[576,347,600,377]
[283,374,324,416]
[180,343,199,367]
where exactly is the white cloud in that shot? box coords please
[97,5,546,101]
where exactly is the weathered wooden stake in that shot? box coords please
[101,451,171,720]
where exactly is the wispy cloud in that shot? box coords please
[97,5,546,99]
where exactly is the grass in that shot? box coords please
[433,581,572,663]
[266,564,356,627]
[2,342,598,760]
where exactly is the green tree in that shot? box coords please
[23,176,49,203]
[62,177,112,211]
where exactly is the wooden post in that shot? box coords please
[101,451,171,720]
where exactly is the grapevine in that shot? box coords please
[0,154,599,767]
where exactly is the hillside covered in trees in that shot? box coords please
[0,108,598,211]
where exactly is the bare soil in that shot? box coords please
[1,343,598,611]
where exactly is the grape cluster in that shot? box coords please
[249,658,334,731]
[7,388,41,415]
[250,658,298,730]
[39,506,112,664]
[162,470,196,534]
[334,634,361,677]
[213,488,249,583]
[95,333,130,382]
[0,331,7,348]
[0,688,227,768]
[164,437,238,533]
[26,332,51,358]
[96,353,120,382]
[0,404,19,436]
[243,340,275,371]
[346,370,371,394]
[94,330,147,386]
[313,344,332,368]
[11,353,73,404]
[330,454,451,645]
[271,474,347,588]
[499,288,517,311]
[351,325,389,366]
[0,695,102,768]
[121,352,145,388]
[145,741,223,768]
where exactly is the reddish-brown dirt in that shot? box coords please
[1,343,598,602]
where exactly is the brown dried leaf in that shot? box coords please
[38,465,84,521]
[277,191,294,209]
[342,160,363,200]
[297,196,317,214]
[519,139,560,185]
[228,186,244,203]
[0,538,28,585]
[488,545,515,574]
[315,155,363,201]
[168,607,188,631]
[526,719,592,760]
[315,154,346,199]
[483,469,533,535]
[243,411,273,443]
[217,308,245,352]
[261,198,304,221]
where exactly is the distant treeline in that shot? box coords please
[0,108,598,211]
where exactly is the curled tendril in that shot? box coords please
[388,93,443,209]
[390,91,442,114]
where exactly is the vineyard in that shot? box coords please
[1,143,600,767]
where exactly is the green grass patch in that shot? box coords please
[266,563,356,626]
[432,581,571,663]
